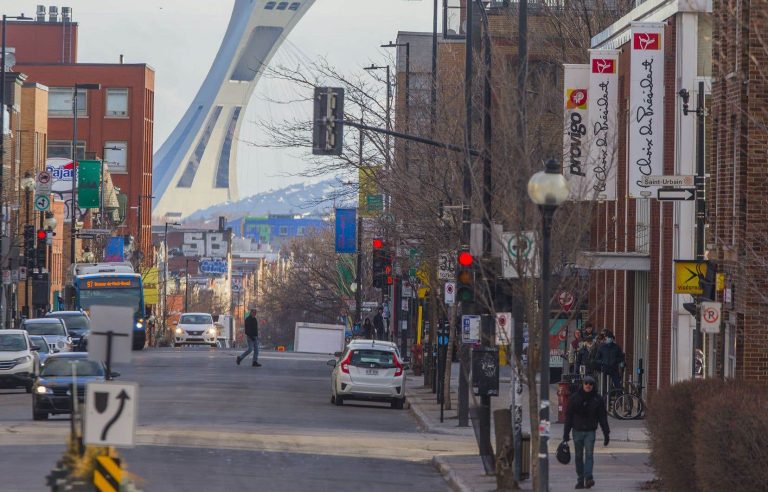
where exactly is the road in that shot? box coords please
[0,348,472,491]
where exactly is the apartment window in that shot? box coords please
[278,226,288,236]
[289,2,301,10]
[106,88,129,117]
[296,226,305,236]
[104,141,128,173]
[48,140,85,160]
[265,1,276,8]
[276,2,288,10]
[49,87,87,117]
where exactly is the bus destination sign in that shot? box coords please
[82,278,140,289]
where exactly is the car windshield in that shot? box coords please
[24,322,66,336]
[350,349,396,368]
[0,334,27,352]
[180,315,212,324]
[41,359,104,377]
[51,314,89,331]
[29,338,50,353]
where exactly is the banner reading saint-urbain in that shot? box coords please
[629,22,665,198]
[562,64,591,200]
[587,49,620,201]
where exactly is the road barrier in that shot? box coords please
[93,455,122,492]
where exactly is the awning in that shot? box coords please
[576,252,651,271]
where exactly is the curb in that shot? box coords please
[432,455,473,492]
[408,398,468,436]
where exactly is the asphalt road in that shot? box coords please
[0,348,466,491]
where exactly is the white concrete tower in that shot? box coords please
[152,0,315,219]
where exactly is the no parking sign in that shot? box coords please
[701,302,722,334]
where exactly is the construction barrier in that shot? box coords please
[93,455,122,492]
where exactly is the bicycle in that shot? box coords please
[612,375,645,420]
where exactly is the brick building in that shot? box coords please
[583,0,712,389]
[3,11,155,270]
[710,0,768,381]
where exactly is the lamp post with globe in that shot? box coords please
[527,158,569,491]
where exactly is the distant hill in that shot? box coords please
[183,178,349,226]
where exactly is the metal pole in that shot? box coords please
[478,1,492,258]
[385,65,391,170]
[136,196,143,268]
[184,259,190,312]
[99,159,104,226]
[404,42,410,168]
[539,206,554,491]
[164,222,169,339]
[355,121,364,324]
[458,0,475,429]
[693,80,705,378]
[24,190,30,316]
[431,0,438,134]
[0,16,7,329]
[69,87,79,267]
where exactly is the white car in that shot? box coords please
[174,313,218,347]
[0,330,41,393]
[21,318,72,353]
[328,340,407,409]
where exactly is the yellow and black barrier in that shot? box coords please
[94,455,122,492]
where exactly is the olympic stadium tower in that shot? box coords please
[152,0,314,219]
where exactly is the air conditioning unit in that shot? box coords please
[62,6,72,22]
[48,6,59,22]
[36,5,47,22]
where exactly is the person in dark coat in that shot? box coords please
[595,330,624,390]
[237,308,261,367]
[362,318,374,339]
[563,375,610,489]
[373,307,385,340]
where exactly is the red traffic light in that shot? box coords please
[36,230,47,240]
[458,251,474,267]
[372,238,384,249]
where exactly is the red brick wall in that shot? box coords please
[3,21,78,64]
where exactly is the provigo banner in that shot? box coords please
[588,49,620,200]
[562,64,590,200]
[629,23,665,198]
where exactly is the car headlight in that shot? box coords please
[175,327,183,335]
[136,322,144,329]
[206,328,217,335]
[56,340,67,349]
[13,355,32,364]
[36,385,53,395]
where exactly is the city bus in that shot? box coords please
[71,262,146,350]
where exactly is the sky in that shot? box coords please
[4,0,438,198]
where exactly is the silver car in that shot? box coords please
[21,318,72,353]
[328,340,407,409]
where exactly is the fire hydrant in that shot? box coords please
[557,381,570,423]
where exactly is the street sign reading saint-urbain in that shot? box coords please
[657,187,696,201]
[642,175,694,187]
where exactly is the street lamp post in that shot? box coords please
[68,82,100,269]
[44,213,57,310]
[528,158,569,492]
[184,258,193,312]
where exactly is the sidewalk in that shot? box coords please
[407,365,655,491]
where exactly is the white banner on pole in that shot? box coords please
[629,23,665,198]
[587,49,620,200]
[563,64,591,200]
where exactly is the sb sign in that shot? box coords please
[674,260,706,295]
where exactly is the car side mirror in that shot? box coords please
[333,351,342,358]
[31,346,40,351]
[110,371,121,378]
[326,359,337,367]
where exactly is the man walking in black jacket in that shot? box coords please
[563,375,610,489]
[237,308,261,367]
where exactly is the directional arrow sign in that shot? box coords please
[85,381,137,447]
[657,187,695,201]
[34,195,51,211]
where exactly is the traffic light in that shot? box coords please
[23,225,35,268]
[372,247,385,288]
[456,250,475,302]
[312,87,344,155]
[699,261,717,301]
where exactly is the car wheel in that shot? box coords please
[33,409,48,421]
[330,394,336,404]
[391,399,404,410]
[334,395,344,406]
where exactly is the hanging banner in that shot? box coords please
[562,64,591,200]
[334,208,357,254]
[587,49,620,200]
[629,22,665,198]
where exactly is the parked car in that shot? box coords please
[174,313,217,347]
[29,335,55,365]
[32,352,115,420]
[45,311,90,351]
[0,330,41,393]
[328,340,407,409]
[21,318,72,353]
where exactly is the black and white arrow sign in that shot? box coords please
[85,382,137,447]
[657,187,696,201]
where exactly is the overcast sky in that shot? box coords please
[5,0,437,198]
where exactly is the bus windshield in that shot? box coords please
[79,288,142,315]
